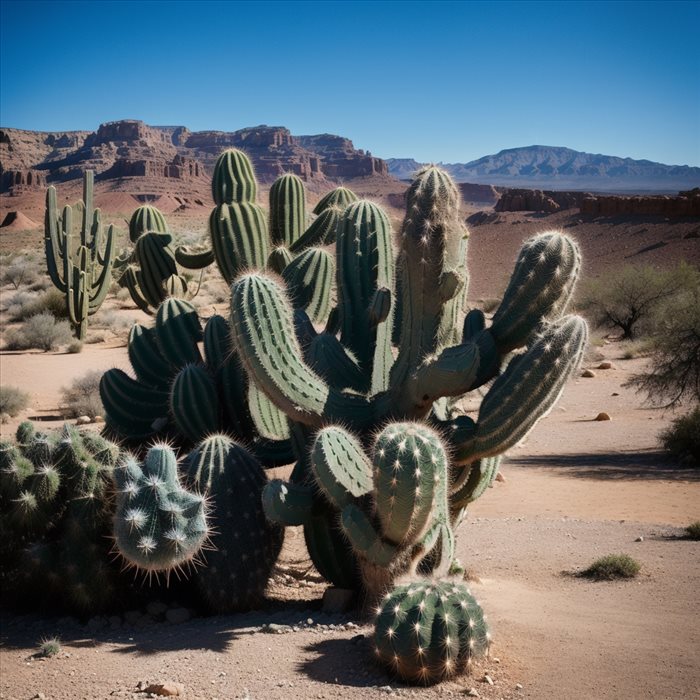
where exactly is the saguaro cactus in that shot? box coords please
[44,171,116,339]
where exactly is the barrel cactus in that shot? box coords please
[0,422,136,613]
[231,165,588,595]
[44,170,116,339]
[373,579,490,684]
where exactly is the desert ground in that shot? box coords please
[0,194,699,700]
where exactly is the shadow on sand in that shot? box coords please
[507,449,700,482]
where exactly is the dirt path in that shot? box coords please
[1,345,698,700]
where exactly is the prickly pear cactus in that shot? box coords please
[373,579,489,685]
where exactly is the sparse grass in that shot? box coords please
[37,637,61,658]
[0,385,30,417]
[685,521,700,540]
[4,312,73,351]
[580,554,641,580]
[60,370,103,419]
[659,407,700,467]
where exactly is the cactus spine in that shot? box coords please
[44,171,116,339]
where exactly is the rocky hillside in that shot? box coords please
[389,146,700,192]
[0,120,389,194]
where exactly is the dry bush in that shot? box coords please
[659,407,700,467]
[580,554,641,580]
[7,289,68,321]
[5,312,73,351]
[61,370,103,418]
[92,309,133,334]
[0,385,30,417]
[1,256,39,289]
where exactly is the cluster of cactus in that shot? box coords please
[99,296,293,465]
[114,205,197,313]
[373,579,490,684]
[112,436,283,612]
[44,171,116,339]
[0,422,132,612]
[175,150,357,325]
[231,165,587,597]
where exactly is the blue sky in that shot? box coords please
[1,0,698,166]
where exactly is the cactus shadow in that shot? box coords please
[299,637,395,688]
[506,450,700,481]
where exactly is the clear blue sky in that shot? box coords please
[1,0,698,166]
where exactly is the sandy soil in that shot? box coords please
[1,338,698,700]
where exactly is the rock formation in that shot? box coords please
[580,190,700,217]
[495,188,589,213]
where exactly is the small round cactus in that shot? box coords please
[373,579,490,685]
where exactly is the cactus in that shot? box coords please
[44,171,116,339]
[182,435,284,611]
[0,422,140,613]
[118,207,192,314]
[373,579,489,684]
[313,186,358,215]
[100,300,293,465]
[112,443,209,574]
[228,165,587,595]
[281,247,334,325]
[270,173,306,247]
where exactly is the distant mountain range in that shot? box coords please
[387,146,700,192]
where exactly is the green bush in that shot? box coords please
[4,312,73,351]
[579,263,699,340]
[685,522,700,540]
[659,407,700,467]
[580,554,641,580]
[0,385,30,416]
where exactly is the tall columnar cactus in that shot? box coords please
[44,171,116,339]
[230,165,588,595]
[182,434,284,611]
[112,443,209,574]
[0,422,135,613]
[269,173,306,248]
[373,579,489,685]
[100,298,293,465]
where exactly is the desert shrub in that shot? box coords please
[658,407,700,467]
[579,263,699,340]
[60,370,103,418]
[685,522,700,540]
[625,285,700,407]
[4,312,73,351]
[8,288,68,321]
[67,340,84,354]
[580,554,641,580]
[0,385,30,417]
[479,298,500,314]
[37,637,61,658]
[1,255,38,289]
[92,309,133,334]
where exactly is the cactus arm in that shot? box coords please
[89,224,116,312]
[44,187,68,292]
[230,272,372,429]
[267,246,293,274]
[312,186,358,216]
[154,298,203,367]
[490,232,582,353]
[281,246,334,324]
[247,382,290,441]
[81,171,94,247]
[452,315,588,465]
[289,205,342,252]
[269,173,306,248]
[449,456,502,517]
[310,427,373,509]
[170,365,220,444]
[340,503,397,567]
[174,245,215,269]
[262,479,313,526]
[123,266,155,314]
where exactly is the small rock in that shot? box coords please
[465,689,480,698]
[32,694,46,700]
[635,536,644,542]
[515,683,524,690]
[143,682,184,696]
[322,587,356,613]
[594,412,611,421]
[93,415,104,423]
[136,681,148,691]
[612,392,620,396]
[495,472,506,483]
[581,369,596,378]
[165,608,190,624]
[597,361,613,370]
[483,674,494,685]
[261,623,292,634]
[306,618,314,625]
[76,415,92,425]
[345,621,358,629]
